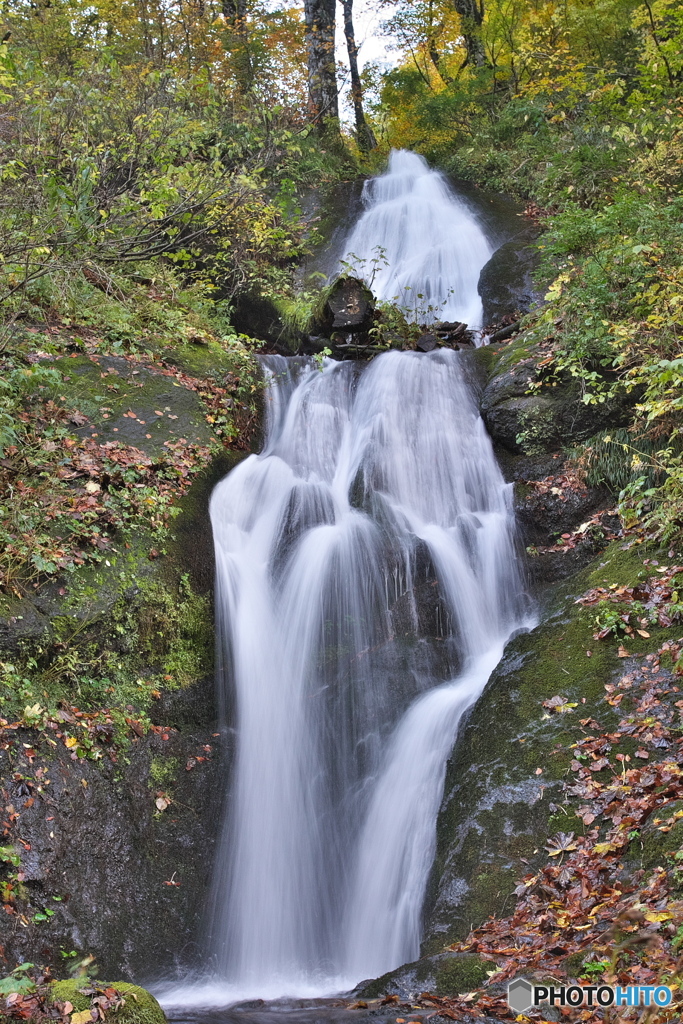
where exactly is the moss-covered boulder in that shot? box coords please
[355,951,491,1001]
[50,980,166,1023]
[422,540,660,951]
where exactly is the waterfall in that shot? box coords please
[160,153,531,1011]
[339,150,493,327]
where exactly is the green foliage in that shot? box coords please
[0,963,36,997]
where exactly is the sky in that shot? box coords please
[334,0,395,121]
[339,0,393,70]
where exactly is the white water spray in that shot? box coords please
[161,155,530,1012]
[340,150,493,326]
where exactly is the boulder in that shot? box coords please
[325,276,375,333]
[480,334,636,454]
[478,231,543,328]
[49,980,166,1023]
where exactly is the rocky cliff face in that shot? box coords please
[0,350,248,982]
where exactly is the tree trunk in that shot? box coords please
[451,0,487,68]
[341,0,376,151]
[303,0,339,127]
[221,0,252,92]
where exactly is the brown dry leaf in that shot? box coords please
[545,832,578,856]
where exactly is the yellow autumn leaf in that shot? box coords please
[593,842,616,855]
[65,736,78,749]
[71,1011,93,1024]
[645,911,673,923]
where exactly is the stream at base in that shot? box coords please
[166,1000,434,1024]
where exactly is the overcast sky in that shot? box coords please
[338,0,392,70]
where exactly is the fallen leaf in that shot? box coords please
[71,1011,94,1024]
[545,832,578,856]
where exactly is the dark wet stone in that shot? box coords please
[326,277,375,332]
[478,230,543,328]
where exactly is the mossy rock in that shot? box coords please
[481,331,636,454]
[49,980,166,1023]
[422,540,668,951]
[355,951,490,1001]
[434,954,490,996]
[52,354,213,457]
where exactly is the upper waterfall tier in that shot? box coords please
[339,150,493,328]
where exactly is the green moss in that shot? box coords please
[51,354,214,456]
[563,952,587,979]
[150,756,179,788]
[50,979,91,1012]
[638,813,683,873]
[468,344,499,376]
[465,868,517,929]
[105,982,167,1023]
[435,955,490,996]
[546,809,579,835]
[491,330,537,372]
[49,980,166,1023]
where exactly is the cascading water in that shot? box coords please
[339,150,493,327]
[161,153,532,1012]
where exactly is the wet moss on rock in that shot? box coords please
[422,539,663,953]
[434,953,490,996]
[49,980,167,1023]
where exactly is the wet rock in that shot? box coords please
[481,335,636,454]
[230,290,295,349]
[326,276,375,333]
[54,354,214,455]
[0,598,51,651]
[355,951,491,1001]
[478,231,543,328]
[0,695,226,980]
[416,333,438,352]
[422,541,649,951]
